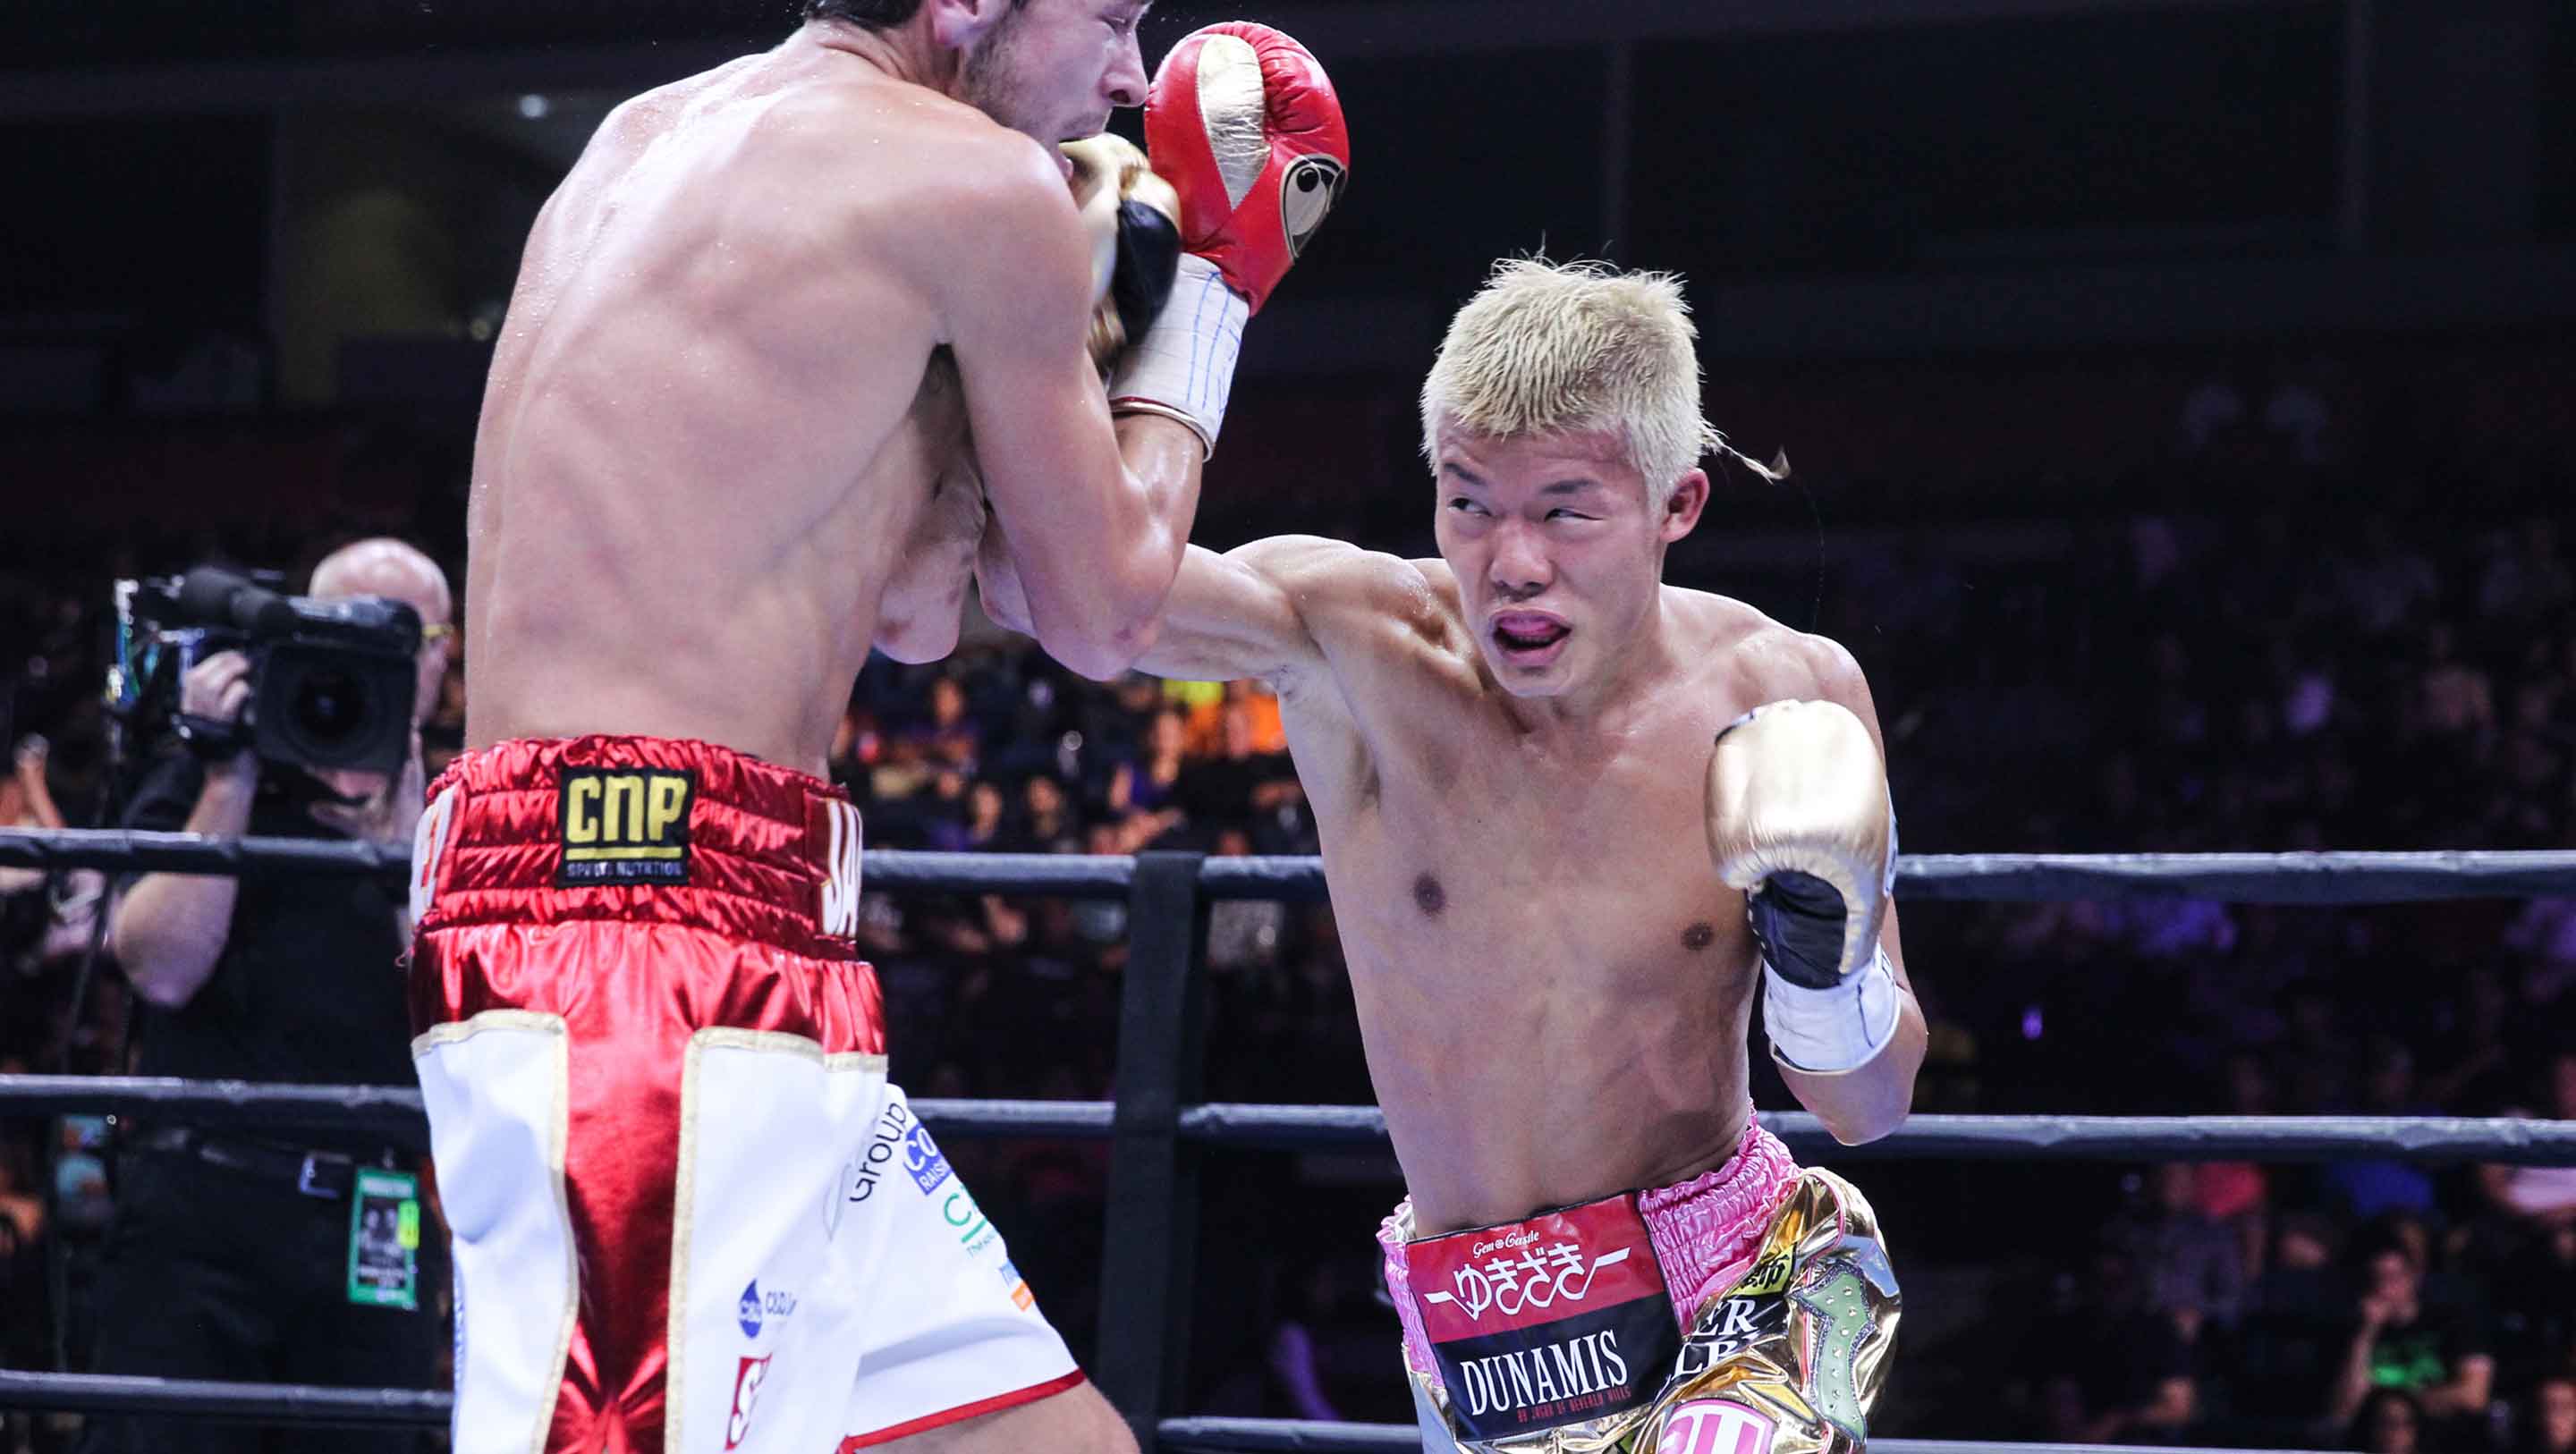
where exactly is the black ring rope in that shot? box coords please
[9,828,2576,904]
[6,1078,2573,1164]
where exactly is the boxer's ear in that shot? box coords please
[928,0,1018,50]
[1660,469,1710,544]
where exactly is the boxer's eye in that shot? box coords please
[1546,509,1594,522]
[1446,498,1488,518]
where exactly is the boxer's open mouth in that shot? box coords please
[1490,613,1572,664]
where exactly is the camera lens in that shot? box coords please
[291,668,366,744]
[250,640,413,775]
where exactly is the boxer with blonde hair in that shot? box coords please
[988,256,1922,1453]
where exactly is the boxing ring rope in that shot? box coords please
[9,828,2576,903]
[3,827,2573,1450]
[7,1077,2576,1164]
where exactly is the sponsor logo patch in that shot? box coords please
[1657,1399,1775,1454]
[1001,1258,1037,1312]
[725,1354,771,1450]
[411,783,457,924]
[1409,1194,1677,1441]
[555,766,693,886]
[738,1279,796,1340]
[904,1123,952,1194]
[849,1101,911,1205]
[943,1188,1001,1259]
[818,797,860,938]
[1280,155,1347,258]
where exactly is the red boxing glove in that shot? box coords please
[1143,22,1350,315]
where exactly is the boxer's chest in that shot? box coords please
[1330,700,1760,1008]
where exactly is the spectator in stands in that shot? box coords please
[2484,1218,2576,1412]
[2323,1038,2443,1221]
[2113,1162,2247,1341]
[1174,698,1302,849]
[2521,1375,2576,1454]
[2424,964,2521,1114]
[1006,773,1084,856]
[2021,1245,2200,1443]
[2233,1213,2351,1441]
[2476,1053,2576,1229]
[1105,707,1190,848]
[907,673,982,773]
[2348,1386,2425,1454]
[2,734,103,978]
[2326,1221,2496,1449]
[931,778,1009,855]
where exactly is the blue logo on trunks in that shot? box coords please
[905,1124,952,1193]
[738,1280,763,1339]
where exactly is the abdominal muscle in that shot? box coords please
[1343,908,1761,1238]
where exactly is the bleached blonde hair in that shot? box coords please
[1421,258,1774,509]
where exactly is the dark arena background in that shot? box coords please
[4,1,2576,1451]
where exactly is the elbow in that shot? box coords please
[1819,1102,1910,1147]
[122,953,207,1010]
[1035,624,1144,682]
[1033,596,1168,682]
[108,925,209,1010]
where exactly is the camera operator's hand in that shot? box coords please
[113,653,261,1010]
[179,651,258,783]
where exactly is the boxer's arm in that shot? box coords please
[1766,636,1928,1145]
[942,143,1200,681]
[984,532,1418,694]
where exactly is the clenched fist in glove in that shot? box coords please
[1108,22,1350,454]
[1063,134,1182,374]
[1706,699,1902,1074]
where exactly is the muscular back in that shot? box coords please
[466,45,1004,774]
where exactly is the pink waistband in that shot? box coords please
[1377,1114,1801,1379]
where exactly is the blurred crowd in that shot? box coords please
[4,405,2575,1446]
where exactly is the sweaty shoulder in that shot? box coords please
[1202,538,1462,700]
[748,85,1072,265]
[848,105,1082,320]
[1672,588,1868,705]
[1241,537,1457,648]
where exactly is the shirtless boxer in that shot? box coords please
[407,3,1346,1450]
[985,259,1923,1452]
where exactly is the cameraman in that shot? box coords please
[82,539,453,1454]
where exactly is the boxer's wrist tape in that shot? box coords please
[1764,945,1899,1074]
[1108,254,1247,457]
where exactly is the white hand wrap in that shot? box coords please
[1765,944,1900,1074]
[1107,254,1248,456]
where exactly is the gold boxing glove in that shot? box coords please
[1706,699,1900,1072]
[1062,135,1182,374]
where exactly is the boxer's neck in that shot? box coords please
[802,18,962,101]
